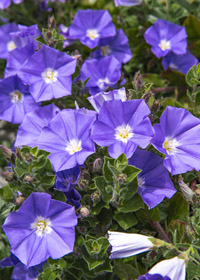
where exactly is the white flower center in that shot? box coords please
[159,39,171,51]
[101,45,112,56]
[7,40,17,52]
[42,68,58,84]
[66,139,82,155]
[31,216,52,237]
[86,29,99,40]
[163,137,179,155]
[115,124,134,143]
[138,176,145,187]
[10,90,24,103]
[97,77,110,90]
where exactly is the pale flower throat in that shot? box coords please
[66,139,82,155]
[115,124,134,143]
[42,68,58,84]
[10,90,24,103]
[163,137,179,155]
[86,29,99,40]
[159,39,171,51]
[7,40,17,52]
[31,216,52,237]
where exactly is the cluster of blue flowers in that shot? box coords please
[144,19,198,74]
[0,2,199,280]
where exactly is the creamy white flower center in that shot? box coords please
[138,176,145,187]
[115,124,134,143]
[97,77,110,90]
[159,39,171,51]
[7,40,17,51]
[31,216,52,237]
[66,139,82,155]
[42,68,58,84]
[163,137,179,155]
[10,90,24,103]
[101,45,112,56]
[86,29,99,40]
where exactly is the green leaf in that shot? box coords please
[114,153,128,172]
[122,165,141,183]
[118,193,144,213]
[187,261,200,280]
[94,177,113,203]
[184,15,200,41]
[148,207,160,222]
[186,63,200,87]
[42,268,57,280]
[114,212,138,230]
[168,192,189,224]
[103,156,115,182]
[0,185,13,201]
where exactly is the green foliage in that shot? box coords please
[2,0,200,279]
[6,146,56,195]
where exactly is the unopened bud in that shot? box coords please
[24,153,33,163]
[78,178,87,190]
[2,171,15,182]
[16,196,25,206]
[91,191,101,204]
[118,173,127,183]
[179,180,194,203]
[77,226,87,234]
[80,206,90,218]
[0,145,15,164]
[23,175,33,183]
[48,15,56,30]
[93,158,103,173]
[133,71,143,90]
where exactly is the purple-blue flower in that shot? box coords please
[129,149,176,209]
[162,50,198,74]
[144,19,187,58]
[151,106,200,175]
[59,24,76,48]
[91,99,154,159]
[137,257,186,280]
[38,109,96,172]
[5,42,36,79]
[15,104,60,148]
[2,192,77,267]
[68,9,116,49]
[56,166,81,192]
[56,166,81,208]
[0,253,44,280]
[79,56,121,95]
[0,0,23,9]
[0,75,40,124]
[0,23,19,59]
[114,0,142,6]
[108,231,154,259]
[20,44,76,102]
[10,24,40,49]
[88,87,127,112]
[92,29,132,64]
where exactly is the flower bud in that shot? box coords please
[23,175,33,183]
[2,171,15,182]
[91,191,101,204]
[179,180,194,203]
[80,206,90,218]
[0,145,15,164]
[93,158,103,173]
[118,173,127,183]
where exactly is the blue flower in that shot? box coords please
[129,149,176,209]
